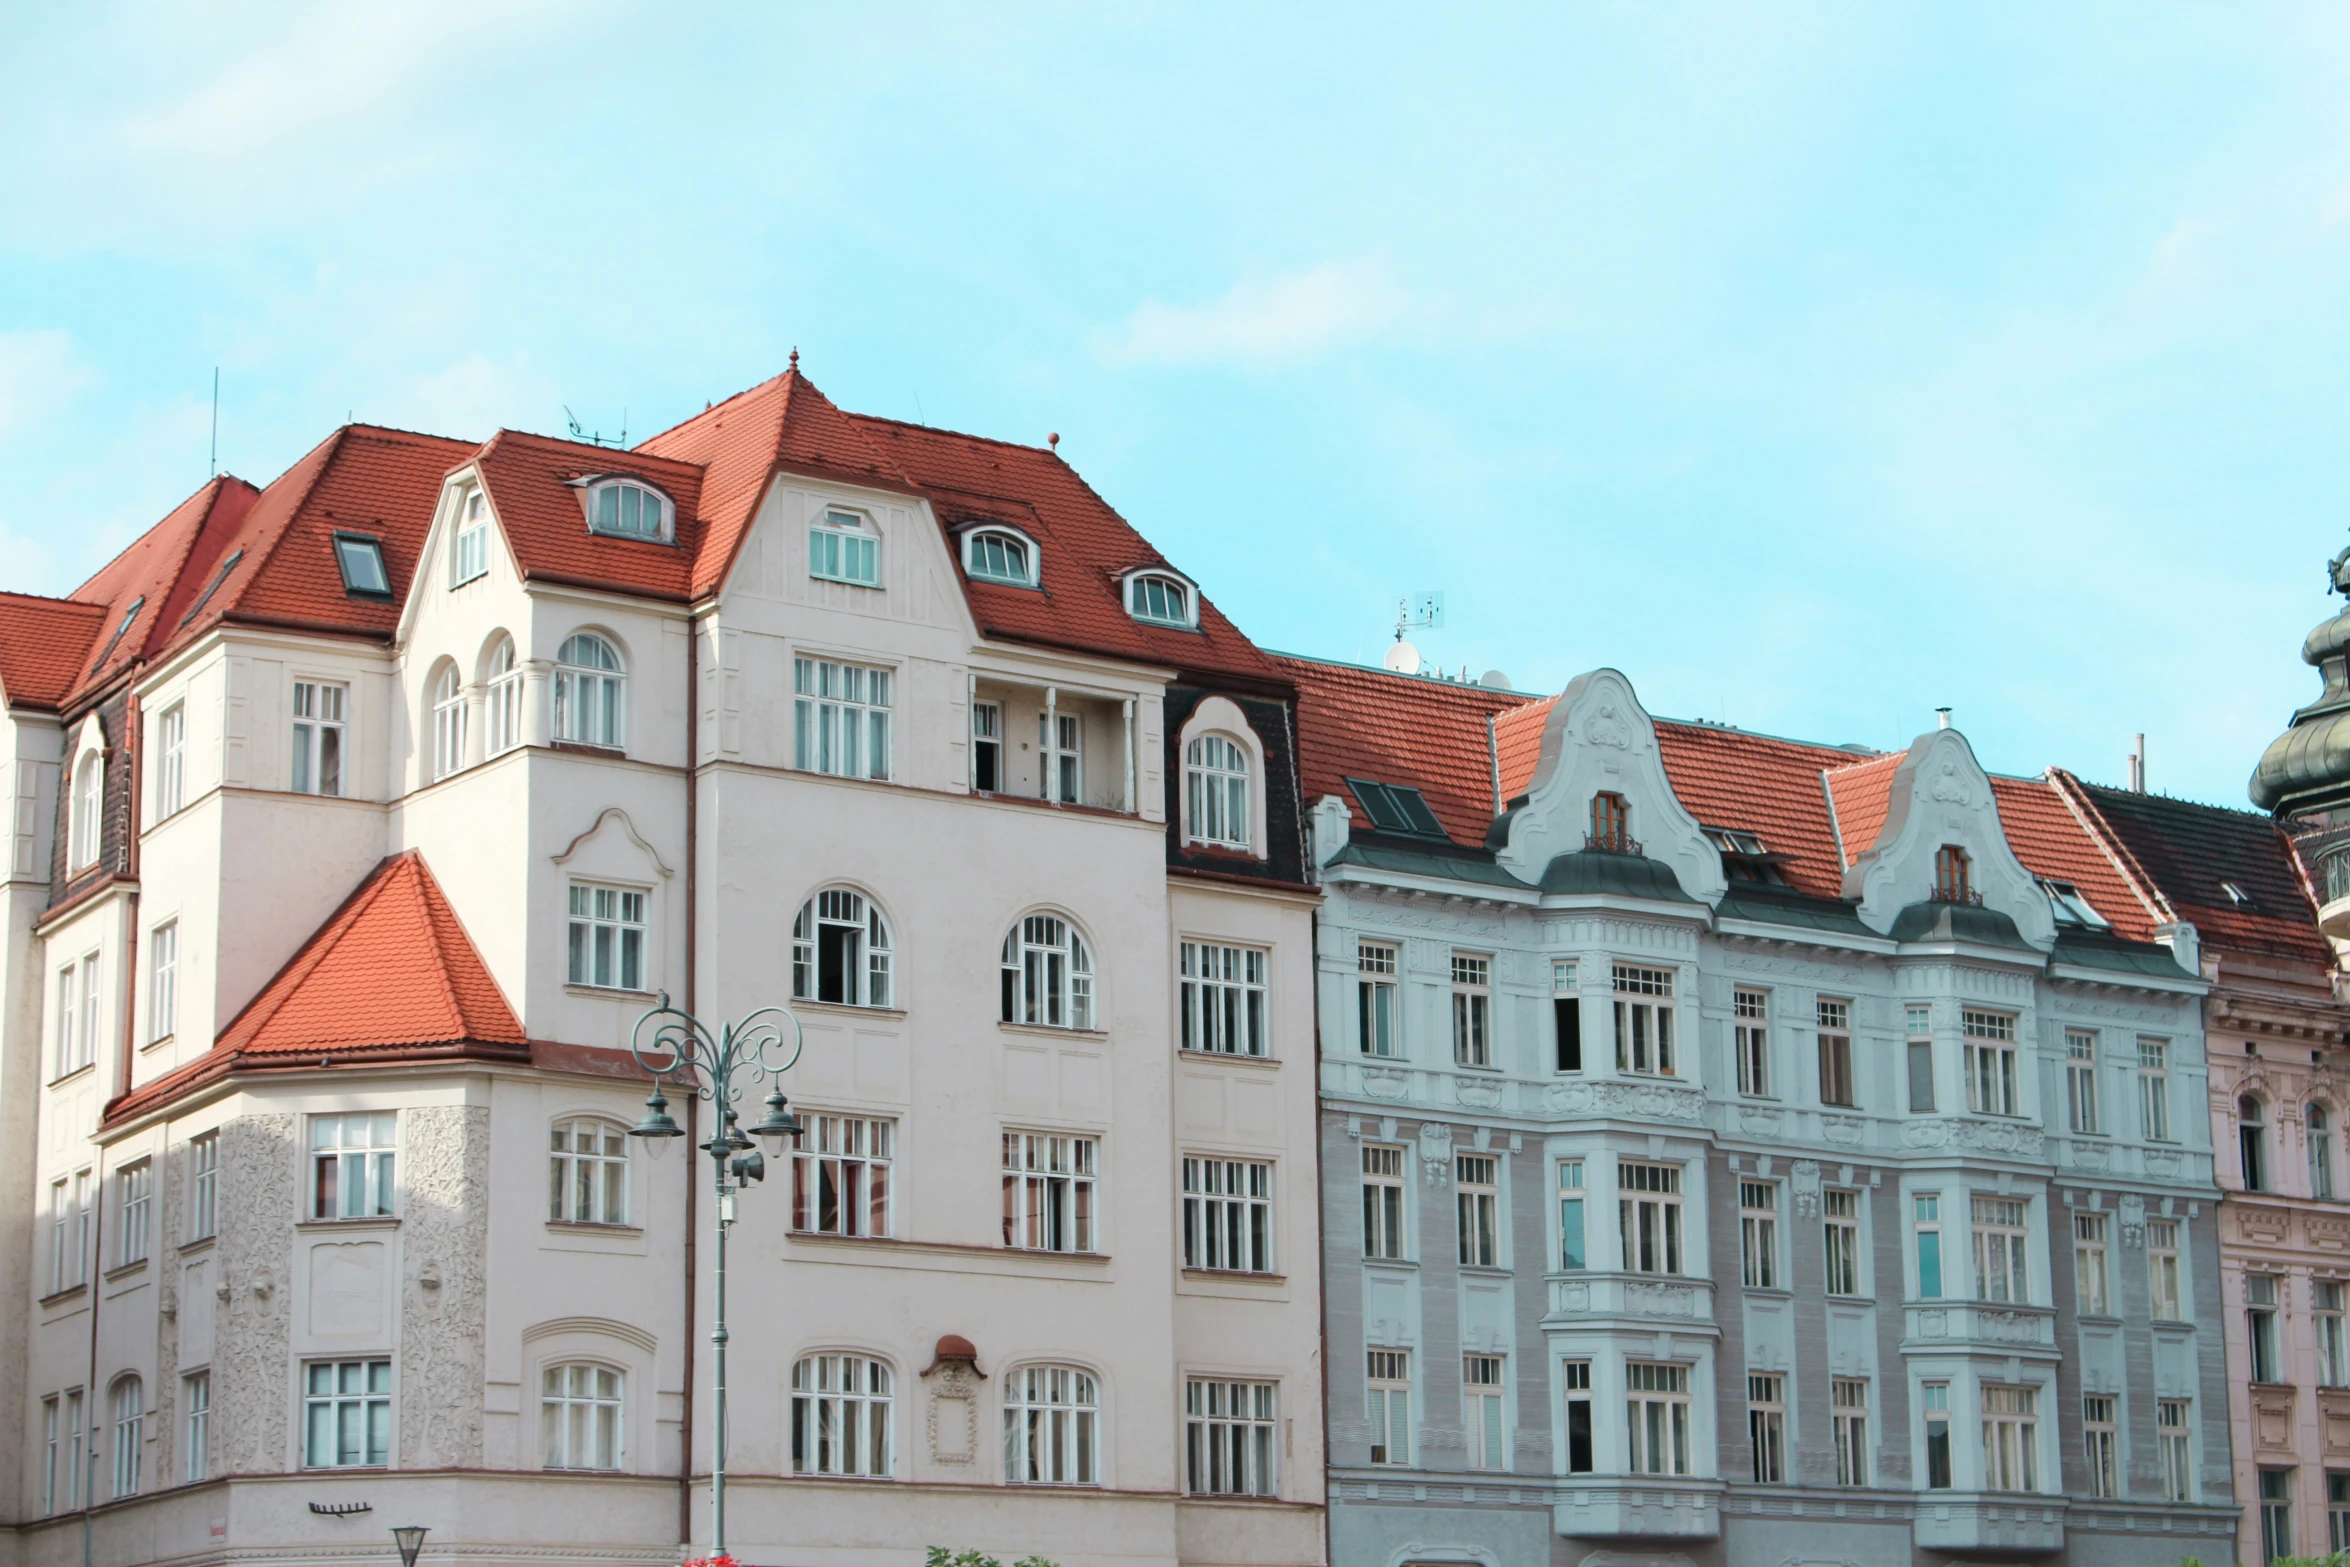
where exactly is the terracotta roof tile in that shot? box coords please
[67,476,259,700]
[2073,783,2333,965]
[1824,753,1906,868]
[1655,724,1876,900]
[1277,653,1532,845]
[1493,697,1558,801]
[471,430,708,600]
[0,592,107,711]
[1989,774,2160,944]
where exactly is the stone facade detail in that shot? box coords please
[398,1104,489,1470]
[215,1113,298,1476]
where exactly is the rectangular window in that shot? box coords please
[1824,1189,1860,1296]
[1463,1355,1506,1471]
[41,1396,58,1515]
[1833,1378,1869,1486]
[1734,987,1771,1097]
[1981,1384,2039,1492]
[1963,1008,2019,1117]
[1612,963,1675,1075]
[184,1373,210,1483]
[1924,1381,1952,1489]
[2159,1399,2193,1501]
[2074,1213,2109,1315]
[1619,1160,1683,1275]
[48,1178,70,1293]
[303,1359,392,1468]
[117,1162,151,1267]
[566,882,646,991]
[1452,953,1492,1067]
[2083,1394,2118,1499]
[64,1390,84,1509]
[55,963,77,1079]
[311,1112,396,1220]
[2332,1472,2350,1552]
[156,703,185,817]
[452,509,488,587]
[79,956,98,1072]
[1358,942,1400,1058]
[792,656,893,781]
[2149,1217,2184,1320]
[1363,1145,1406,1261]
[148,922,177,1043]
[1183,1157,1274,1273]
[1038,711,1082,803]
[1817,998,1855,1107]
[1740,1180,1779,1290]
[2066,1030,2102,1134]
[1185,1378,1277,1497]
[189,1132,219,1241]
[971,700,1003,792]
[808,512,880,586]
[1553,959,1582,1071]
[1366,1349,1411,1466]
[1749,1373,1785,1482]
[1456,1154,1499,1268]
[791,1114,893,1238]
[2322,1281,2348,1388]
[1002,1132,1097,1253]
[1915,1193,1944,1299]
[549,1118,632,1227]
[1180,942,1268,1057]
[1558,1159,1586,1270]
[1973,1195,2029,1303]
[1626,1362,1691,1476]
[2139,1038,2172,1141]
[1563,1360,1593,1474]
[2250,1273,2282,1383]
[2262,1468,2294,1563]
[290,680,346,797]
[1906,1003,1936,1112]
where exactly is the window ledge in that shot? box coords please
[550,741,628,760]
[47,1064,96,1089]
[141,1034,174,1054]
[565,984,656,1000]
[39,1285,87,1308]
[1457,1264,1512,1278]
[296,1217,401,1233]
[1177,1048,1280,1070]
[546,1221,644,1238]
[1182,1268,1287,1284]
[104,1259,150,1283]
[177,1236,217,1256]
[2076,1312,2123,1325]
[1362,1256,1418,1270]
[1742,1287,1794,1300]
[998,1022,1109,1042]
[785,1231,1111,1265]
[791,1000,908,1021]
[1452,1061,1504,1074]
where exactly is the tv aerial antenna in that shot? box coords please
[564,406,630,449]
[1384,591,1444,674]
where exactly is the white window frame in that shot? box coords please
[70,749,103,867]
[1740,1180,1779,1290]
[2249,1273,2282,1382]
[1125,569,1195,627]
[155,704,185,818]
[148,921,176,1044]
[1562,1359,1593,1474]
[1001,914,1094,1030]
[541,1362,624,1471]
[303,1359,392,1469]
[2083,1393,2118,1499]
[451,488,490,586]
[1003,1364,1098,1486]
[431,663,467,781]
[1734,986,1770,1097]
[1832,1377,1869,1486]
[1456,1152,1500,1269]
[808,507,880,587]
[2138,1038,2172,1141]
[1626,1361,1692,1476]
[485,638,523,756]
[567,882,647,992]
[1185,1377,1277,1496]
[793,655,891,781]
[971,699,1003,792]
[963,526,1036,587]
[553,634,626,749]
[2148,1217,2183,1321]
[1182,1156,1274,1273]
[548,1119,630,1226]
[791,1114,895,1238]
[2066,1030,2101,1135]
[290,680,346,796]
[1358,941,1399,1058]
[1184,734,1251,849]
[1039,710,1081,803]
[1973,1194,2030,1304]
[1749,1372,1785,1483]
[1463,1355,1507,1472]
[188,1132,218,1241]
[1362,1144,1406,1261]
[2074,1213,2109,1316]
[2321,1280,2348,1387]
[584,478,672,542]
[2158,1398,2193,1501]
[1612,963,1676,1076]
[1923,1380,1952,1489]
[310,1112,396,1221]
[117,1161,151,1267]
[1823,1188,1860,1297]
[1817,997,1854,1107]
[109,1377,142,1499]
[1002,1132,1098,1254]
[1980,1383,2040,1493]
[1915,1191,1944,1299]
[1452,952,1492,1067]
[791,1353,892,1477]
[1366,1349,1410,1466]
[792,888,893,1008]
[1963,1008,2019,1117]
[1619,1159,1684,1276]
[183,1373,209,1484]
[1180,941,1267,1057]
[2316,1103,2339,1200]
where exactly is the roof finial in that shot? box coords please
[789,347,800,372]
[1047,432,1060,451]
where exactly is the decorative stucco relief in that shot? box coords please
[923,1360,980,1465]
[1417,1123,1455,1186]
[1544,1079,1704,1123]
[1453,1075,1503,1111]
[154,1141,184,1483]
[1791,1161,1823,1218]
[216,1113,298,1474]
[399,1105,488,1470]
[1624,1282,1700,1318]
[2118,1193,2147,1248]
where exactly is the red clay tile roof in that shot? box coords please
[1656,724,1876,901]
[1824,753,1905,868]
[1493,696,1558,801]
[68,476,260,700]
[0,591,107,712]
[2071,782,2332,965]
[1989,774,2161,944]
[1278,653,1532,844]
[470,429,709,601]
[105,850,524,1126]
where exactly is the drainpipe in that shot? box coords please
[117,682,143,1102]
[679,615,701,1546]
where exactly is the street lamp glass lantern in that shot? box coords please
[629,1088,684,1139]
[749,1090,801,1148]
[391,1526,429,1567]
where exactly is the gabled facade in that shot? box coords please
[1290,654,2239,1567]
[0,369,1325,1567]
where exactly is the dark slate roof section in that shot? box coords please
[1714,881,1880,937]
[1324,839,1534,891]
[2050,930,2193,980]
[1538,851,1697,903]
[1889,900,2036,949]
[2078,783,2331,965]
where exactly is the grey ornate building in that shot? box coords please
[1285,655,2239,1567]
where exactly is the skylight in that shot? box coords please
[2223,881,2256,908]
[1346,777,1448,839]
[333,534,390,597]
[2039,878,2111,931]
[1705,827,1766,856]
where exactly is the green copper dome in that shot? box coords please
[2249,546,2350,818]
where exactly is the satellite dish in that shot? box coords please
[1480,670,1512,690]
[1383,640,1422,675]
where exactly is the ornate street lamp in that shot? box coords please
[390,1526,429,1567]
[628,991,803,1561]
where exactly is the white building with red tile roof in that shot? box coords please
[1284,651,2239,1567]
[0,368,1327,1567]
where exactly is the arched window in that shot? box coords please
[451,488,490,586]
[792,889,893,1008]
[70,752,103,869]
[586,479,671,542]
[1185,735,1251,850]
[1004,1364,1099,1485]
[809,508,880,587]
[2313,1105,2336,1200]
[485,638,523,756]
[1126,572,1194,628]
[110,1376,142,1499]
[540,1363,623,1470]
[791,1353,893,1477]
[965,528,1035,587]
[1002,915,1094,1030]
[431,664,467,782]
[549,1118,629,1225]
[2241,1097,2268,1192]
[1589,791,1630,854]
[553,634,625,749]
[1935,845,1972,902]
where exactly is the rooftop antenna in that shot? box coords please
[1383,591,1444,675]
[562,406,627,450]
[208,367,219,478]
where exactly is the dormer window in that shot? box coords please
[332,533,390,598]
[587,479,672,542]
[451,490,489,587]
[809,508,880,587]
[964,527,1036,587]
[2040,878,2111,930]
[1126,571,1195,628]
[1933,845,1974,903]
[1706,826,1786,885]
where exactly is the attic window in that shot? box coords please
[332,533,391,598]
[2040,878,2111,930]
[2223,881,2257,909]
[587,479,672,543]
[451,489,489,587]
[1346,778,1447,839]
[809,508,880,587]
[178,549,244,627]
[1127,571,1195,628]
[964,527,1036,587]
[1706,826,1787,885]
[91,597,145,671]
[1705,828,1766,856]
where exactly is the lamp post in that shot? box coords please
[390,1526,428,1567]
[627,991,803,1562]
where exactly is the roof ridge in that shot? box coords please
[1269,649,1535,704]
[637,371,791,451]
[2046,768,2176,928]
[0,587,105,610]
[2082,777,2279,822]
[206,427,354,628]
[847,407,1059,457]
[1654,716,1883,760]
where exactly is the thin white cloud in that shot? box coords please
[1097,260,1410,370]
[0,329,98,440]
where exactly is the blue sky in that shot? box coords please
[5,3,2349,808]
